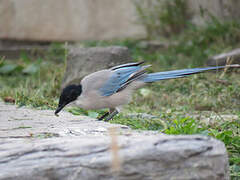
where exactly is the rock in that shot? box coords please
[207,48,240,66]
[61,46,131,89]
[0,0,146,42]
[0,135,229,180]
[0,101,230,180]
[0,101,129,138]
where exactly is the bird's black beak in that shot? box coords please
[55,103,66,116]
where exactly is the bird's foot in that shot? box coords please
[104,109,119,121]
[97,112,109,121]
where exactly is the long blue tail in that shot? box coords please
[143,66,228,83]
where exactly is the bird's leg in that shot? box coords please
[97,111,110,121]
[104,108,119,121]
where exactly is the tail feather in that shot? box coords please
[142,65,239,83]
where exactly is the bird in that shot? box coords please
[55,61,239,121]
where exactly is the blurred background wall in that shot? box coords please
[188,0,240,25]
[0,0,240,42]
[0,0,145,41]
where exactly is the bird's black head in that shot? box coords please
[55,84,82,115]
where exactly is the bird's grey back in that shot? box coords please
[80,70,111,95]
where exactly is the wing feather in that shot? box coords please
[99,62,146,96]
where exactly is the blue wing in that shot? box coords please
[99,63,144,96]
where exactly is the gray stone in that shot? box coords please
[207,48,240,66]
[0,135,229,180]
[0,101,130,138]
[61,46,132,89]
[0,101,230,180]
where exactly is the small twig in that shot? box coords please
[0,56,5,64]
[220,57,233,78]
[216,79,232,86]
[108,127,121,177]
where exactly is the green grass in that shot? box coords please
[1,21,240,178]
[0,59,63,109]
